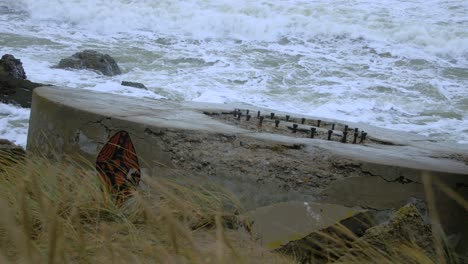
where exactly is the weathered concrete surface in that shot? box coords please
[27,86,468,251]
[246,201,370,250]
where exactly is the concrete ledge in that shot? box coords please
[27,86,468,249]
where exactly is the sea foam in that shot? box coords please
[0,0,467,146]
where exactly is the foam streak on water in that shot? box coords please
[0,0,467,147]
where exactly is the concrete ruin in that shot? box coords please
[27,86,468,252]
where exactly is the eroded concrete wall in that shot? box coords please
[27,86,468,251]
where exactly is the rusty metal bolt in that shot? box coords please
[341,131,348,143]
[353,132,358,144]
[359,131,367,143]
[310,127,316,138]
[292,124,298,133]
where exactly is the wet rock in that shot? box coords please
[57,50,121,76]
[0,139,25,167]
[0,54,26,79]
[0,54,47,107]
[0,76,46,107]
[121,81,147,90]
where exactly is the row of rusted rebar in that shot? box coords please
[233,109,368,144]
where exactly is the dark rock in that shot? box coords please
[0,74,46,107]
[121,81,147,90]
[0,54,48,107]
[57,50,121,76]
[0,54,26,79]
[0,139,25,167]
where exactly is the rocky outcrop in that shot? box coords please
[121,81,147,89]
[0,54,47,107]
[0,54,26,79]
[57,50,121,76]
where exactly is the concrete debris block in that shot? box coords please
[57,50,122,76]
[245,201,374,263]
[0,54,26,79]
[363,204,435,256]
[334,204,436,263]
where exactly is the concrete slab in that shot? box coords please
[245,201,368,250]
[27,86,468,250]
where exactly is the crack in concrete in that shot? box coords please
[386,175,416,184]
[240,142,304,151]
[79,117,112,134]
[76,117,122,145]
[359,167,422,185]
[144,127,164,137]
[93,117,113,136]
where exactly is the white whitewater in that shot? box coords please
[0,0,467,146]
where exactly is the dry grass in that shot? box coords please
[0,153,466,264]
[0,154,291,263]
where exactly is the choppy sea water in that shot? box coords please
[0,0,467,147]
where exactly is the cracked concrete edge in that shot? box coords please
[186,101,468,157]
[34,86,468,154]
[27,86,468,190]
[27,86,468,248]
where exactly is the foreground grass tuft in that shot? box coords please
[0,154,291,263]
[0,153,466,263]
